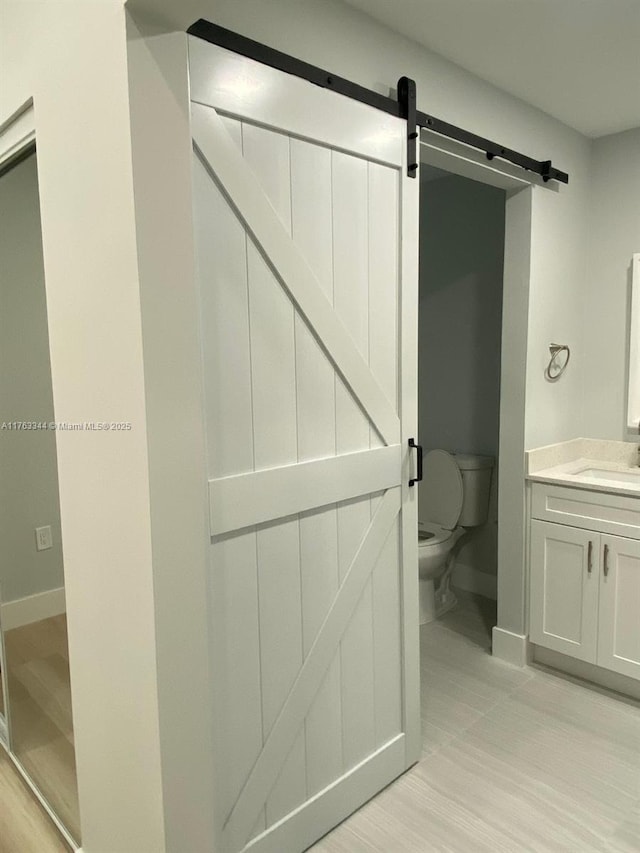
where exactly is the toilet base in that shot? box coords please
[419,577,458,625]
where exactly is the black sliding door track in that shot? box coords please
[188,19,569,185]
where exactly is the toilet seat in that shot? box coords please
[418,521,453,547]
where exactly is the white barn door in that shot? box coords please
[189,36,420,853]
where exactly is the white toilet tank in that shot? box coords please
[452,453,494,527]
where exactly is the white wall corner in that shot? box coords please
[492,626,528,667]
[126,21,217,853]
[5,5,168,850]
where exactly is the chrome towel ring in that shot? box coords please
[545,343,570,381]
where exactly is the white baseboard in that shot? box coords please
[492,626,528,667]
[452,563,497,600]
[0,586,65,631]
[532,645,640,701]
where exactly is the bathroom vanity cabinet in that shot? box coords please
[529,483,640,681]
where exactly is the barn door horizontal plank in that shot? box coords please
[209,445,401,536]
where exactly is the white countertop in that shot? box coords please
[528,458,640,497]
[526,439,640,497]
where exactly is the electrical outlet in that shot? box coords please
[35,525,53,551]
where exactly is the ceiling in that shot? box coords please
[343,0,640,138]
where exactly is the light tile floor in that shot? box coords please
[311,591,640,853]
[2,593,638,852]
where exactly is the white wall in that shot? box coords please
[0,153,64,605]
[418,173,505,583]
[583,127,640,441]
[1,4,219,850]
[0,3,167,850]
[524,171,589,449]
[125,21,216,853]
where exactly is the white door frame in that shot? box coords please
[0,98,36,756]
[0,98,81,852]
[0,98,35,174]
[419,130,537,666]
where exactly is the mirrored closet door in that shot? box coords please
[0,147,80,845]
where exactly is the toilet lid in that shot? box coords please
[420,450,463,530]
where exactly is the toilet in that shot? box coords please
[418,449,494,624]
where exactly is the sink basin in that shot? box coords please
[575,467,640,485]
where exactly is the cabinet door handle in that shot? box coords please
[587,540,593,574]
[603,543,610,578]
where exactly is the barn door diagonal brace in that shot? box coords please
[187,19,569,185]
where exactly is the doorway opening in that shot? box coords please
[416,140,532,755]
[0,133,80,847]
[418,163,504,618]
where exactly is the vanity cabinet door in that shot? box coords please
[597,535,640,679]
[530,521,599,663]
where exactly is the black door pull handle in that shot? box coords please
[408,438,423,487]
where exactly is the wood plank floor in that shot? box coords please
[0,748,70,853]
[311,590,640,853]
[1,614,79,848]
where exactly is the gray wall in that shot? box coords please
[418,172,505,579]
[583,127,640,441]
[0,153,64,603]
